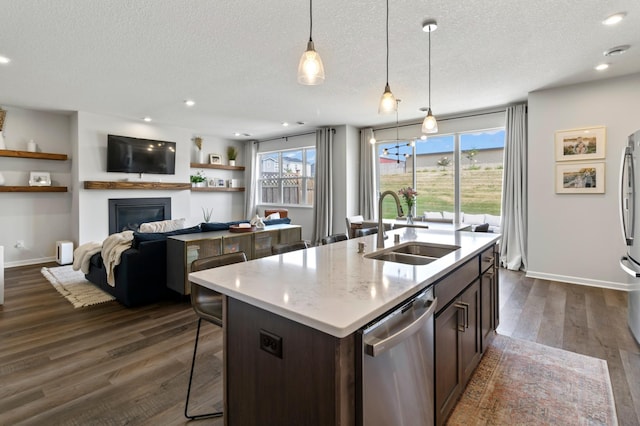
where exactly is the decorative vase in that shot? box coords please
[0,132,5,150]
[0,171,5,186]
[407,214,413,225]
[198,150,204,164]
[229,159,236,167]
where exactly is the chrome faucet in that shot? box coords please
[377,190,404,248]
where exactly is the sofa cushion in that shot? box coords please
[463,213,485,225]
[133,224,202,247]
[139,218,185,233]
[474,223,490,232]
[424,211,443,220]
[485,214,501,227]
[263,217,291,226]
[201,220,250,232]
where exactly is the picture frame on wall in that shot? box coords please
[555,161,605,194]
[555,126,606,161]
[209,154,222,164]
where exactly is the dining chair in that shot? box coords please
[345,215,364,239]
[185,251,247,420]
[321,233,349,245]
[355,227,378,237]
[271,240,309,255]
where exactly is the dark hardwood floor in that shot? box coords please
[1,263,639,425]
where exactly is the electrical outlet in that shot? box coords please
[15,240,24,249]
[259,329,283,359]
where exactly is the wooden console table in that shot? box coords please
[166,224,302,295]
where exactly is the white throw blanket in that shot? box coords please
[72,241,103,274]
[102,231,134,287]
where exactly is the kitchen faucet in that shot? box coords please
[377,190,405,248]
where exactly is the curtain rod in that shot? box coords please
[370,108,508,133]
[254,128,335,144]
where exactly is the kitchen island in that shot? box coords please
[189,227,500,425]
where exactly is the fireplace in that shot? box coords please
[108,198,171,234]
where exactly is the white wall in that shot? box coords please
[0,106,73,266]
[74,112,244,244]
[528,72,640,290]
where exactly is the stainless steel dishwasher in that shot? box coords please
[358,287,437,426]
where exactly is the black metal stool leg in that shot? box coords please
[185,318,223,420]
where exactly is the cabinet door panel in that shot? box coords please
[480,271,493,352]
[460,279,481,383]
[435,302,462,426]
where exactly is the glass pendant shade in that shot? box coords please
[422,108,438,133]
[298,40,325,85]
[379,83,397,114]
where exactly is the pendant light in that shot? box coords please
[378,0,396,114]
[421,19,438,133]
[298,0,325,85]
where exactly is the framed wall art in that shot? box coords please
[555,161,605,194]
[29,171,51,186]
[209,154,222,164]
[555,126,606,161]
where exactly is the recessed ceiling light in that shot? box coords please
[604,45,630,56]
[595,63,609,71]
[234,132,241,137]
[184,99,195,107]
[143,117,152,122]
[282,122,289,127]
[603,12,626,26]
[0,56,10,64]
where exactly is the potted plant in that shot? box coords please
[227,146,238,166]
[190,170,207,187]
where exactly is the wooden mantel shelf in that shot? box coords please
[84,181,191,190]
[0,149,68,161]
[0,186,68,192]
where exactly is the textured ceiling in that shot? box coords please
[0,0,639,140]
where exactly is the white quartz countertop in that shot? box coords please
[189,228,499,338]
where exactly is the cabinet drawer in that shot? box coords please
[480,246,495,273]
[434,257,478,311]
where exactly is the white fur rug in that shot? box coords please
[41,265,115,308]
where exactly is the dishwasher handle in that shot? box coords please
[364,296,438,357]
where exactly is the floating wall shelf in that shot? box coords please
[0,186,68,193]
[0,149,68,161]
[190,162,245,171]
[190,187,245,192]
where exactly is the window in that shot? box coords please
[376,128,504,219]
[258,148,316,206]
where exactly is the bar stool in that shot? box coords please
[185,251,247,420]
[321,233,348,245]
[355,227,378,237]
[271,240,309,255]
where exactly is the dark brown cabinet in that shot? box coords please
[435,279,480,425]
[434,243,498,426]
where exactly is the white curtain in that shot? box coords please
[312,128,333,245]
[359,128,377,220]
[500,104,528,271]
[244,141,258,220]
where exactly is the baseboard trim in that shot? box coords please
[525,270,631,291]
[5,256,56,269]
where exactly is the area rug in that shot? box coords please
[447,334,618,425]
[41,265,115,308]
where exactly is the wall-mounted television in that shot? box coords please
[107,134,176,175]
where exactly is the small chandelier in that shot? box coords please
[421,19,438,133]
[298,0,325,85]
[378,0,396,114]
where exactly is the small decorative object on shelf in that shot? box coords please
[227,146,238,166]
[190,170,207,187]
[193,136,204,163]
[29,171,51,186]
[209,153,222,164]
[27,139,37,152]
[0,171,5,186]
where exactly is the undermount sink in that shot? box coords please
[365,242,460,266]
